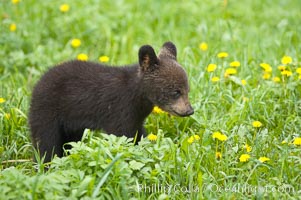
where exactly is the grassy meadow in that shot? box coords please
[1,0,301,199]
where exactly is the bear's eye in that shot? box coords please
[171,90,181,99]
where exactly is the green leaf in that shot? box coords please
[129,160,145,171]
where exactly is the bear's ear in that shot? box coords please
[139,45,158,71]
[158,41,177,60]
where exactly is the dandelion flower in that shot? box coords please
[224,68,237,77]
[296,68,301,74]
[230,61,240,67]
[212,131,228,142]
[207,64,217,72]
[241,79,247,86]
[212,131,221,139]
[219,135,228,142]
[278,65,286,71]
[281,56,292,65]
[60,4,70,12]
[152,106,165,114]
[286,71,293,76]
[260,63,272,73]
[9,23,17,32]
[216,152,222,159]
[194,135,200,141]
[293,137,301,146]
[239,154,250,162]
[273,77,281,83]
[262,73,271,80]
[187,136,194,144]
[281,70,292,77]
[281,140,287,144]
[71,38,81,48]
[211,76,220,82]
[260,63,269,68]
[99,56,110,63]
[188,135,200,144]
[245,144,252,152]
[11,0,20,4]
[217,52,228,58]
[0,98,6,103]
[252,121,262,128]
[77,53,88,61]
[259,157,270,163]
[199,42,208,51]
[147,133,157,141]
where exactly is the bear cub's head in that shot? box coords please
[139,41,194,117]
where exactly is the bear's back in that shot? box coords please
[33,60,139,97]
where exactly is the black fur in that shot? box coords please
[29,42,193,162]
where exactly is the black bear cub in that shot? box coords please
[29,41,194,162]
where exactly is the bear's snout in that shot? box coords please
[168,97,194,117]
[184,104,194,116]
[178,103,194,117]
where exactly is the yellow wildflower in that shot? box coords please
[293,137,301,146]
[262,73,271,80]
[224,68,237,77]
[187,136,194,144]
[286,71,293,77]
[252,121,262,128]
[278,65,286,71]
[259,157,270,163]
[230,61,240,67]
[217,52,229,58]
[239,154,250,162]
[245,144,252,152]
[147,133,157,141]
[152,106,165,114]
[9,23,17,32]
[188,135,200,144]
[260,63,272,72]
[216,152,222,159]
[212,132,220,139]
[194,135,200,141]
[281,70,292,77]
[0,98,6,103]
[299,75,301,80]
[71,38,81,48]
[281,56,292,65]
[199,42,208,51]
[241,79,247,86]
[99,56,110,63]
[77,53,88,61]
[211,76,220,82]
[273,77,281,83]
[219,134,228,141]
[207,64,217,72]
[212,131,228,142]
[281,140,287,144]
[60,4,70,12]
[296,68,301,74]
[11,0,20,4]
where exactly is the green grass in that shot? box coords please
[1,0,301,199]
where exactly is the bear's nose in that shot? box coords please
[185,105,194,116]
